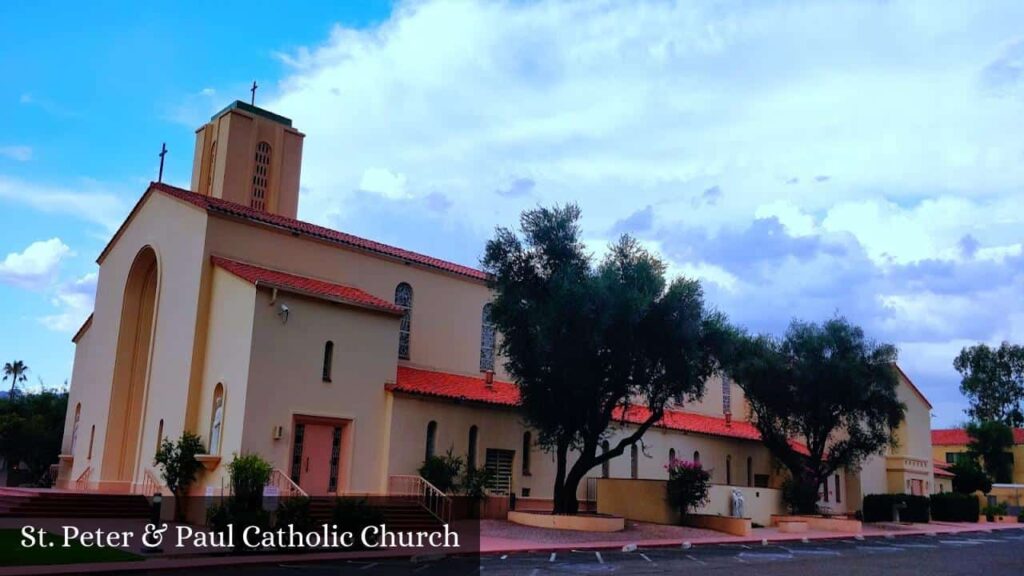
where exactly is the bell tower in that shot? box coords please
[190,101,305,219]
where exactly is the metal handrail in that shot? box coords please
[137,468,165,496]
[387,475,452,523]
[268,468,308,497]
[74,466,92,491]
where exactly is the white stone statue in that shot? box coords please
[730,488,745,518]
[210,396,224,454]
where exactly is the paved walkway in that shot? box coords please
[0,520,1019,575]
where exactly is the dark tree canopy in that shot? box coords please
[954,342,1024,427]
[483,205,729,514]
[724,317,905,514]
[966,420,1014,484]
[0,387,67,480]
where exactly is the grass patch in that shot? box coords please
[0,528,143,566]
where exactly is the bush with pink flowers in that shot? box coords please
[666,458,711,518]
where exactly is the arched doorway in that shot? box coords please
[102,247,158,485]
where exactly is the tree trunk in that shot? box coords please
[551,439,570,514]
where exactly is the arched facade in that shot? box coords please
[102,246,159,484]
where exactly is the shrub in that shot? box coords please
[274,496,315,533]
[930,492,979,522]
[781,474,821,514]
[418,447,464,494]
[154,431,205,521]
[982,502,1008,521]
[863,494,930,523]
[949,460,992,495]
[666,459,711,519]
[229,453,273,509]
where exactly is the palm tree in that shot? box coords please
[2,360,29,397]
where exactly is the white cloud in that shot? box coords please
[0,175,129,232]
[0,146,32,162]
[252,0,1024,426]
[40,272,97,333]
[0,238,72,289]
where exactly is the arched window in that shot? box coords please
[251,141,271,211]
[522,431,532,475]
[479,303,496,372]
[601,441,610,478]
[726,455,732,485]
[322,341,334,382]
[668,448,676,463]
[87,425,95,460]
[468,425,479,469]
[425,421,437,460]
[693,450,700,465]
[630,444,639,479]
[747,456,753,487]
[71,403,81,453]
[156,419,164,455]
[395,283,413,360]
[722,377,732,415]
[210,384,225,455]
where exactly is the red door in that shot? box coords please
[296,423,335,496]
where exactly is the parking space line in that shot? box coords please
[359,562,378,570]
[549,552,556,562]
[686,554,707,565]
[640,553,652,563]
[595,551,604,564]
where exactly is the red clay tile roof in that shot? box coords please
[212,256,404,315]
[933,461,955,478]
[389,366,809,452]
[932,427,1024,446]
[152,183,487,281]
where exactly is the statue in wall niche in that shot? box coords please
[210,396,224,455]
[730,488,745,518]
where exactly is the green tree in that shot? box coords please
[2,361,29,397]
[0,388,67,479]
[154,432,205,520]
[966,420,1014,483]
[949,459,992,495]
[954,342,1024,427]
[483,205,728,514]
[724,317,906,514]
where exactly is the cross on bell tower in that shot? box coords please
[250,80,258,106]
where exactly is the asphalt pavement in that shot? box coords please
[135,527,1024,576]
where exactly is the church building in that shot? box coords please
[56,100,940,520]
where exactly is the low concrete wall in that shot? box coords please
[451,496,510,520]
[771,514,862,533]
[682,513,751,537]
[596,478,784,526]
[507,510,625,532]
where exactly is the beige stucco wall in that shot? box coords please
[597,478,785,526]
[240,285,401,494]
[62,191,209,490]
[187,267,258,492]
[388,394,778,502]
[204,216,507,383]
[934,443,1024,485]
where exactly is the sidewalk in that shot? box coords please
[0,520,1020,575]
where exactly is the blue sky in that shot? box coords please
[1,1,1022,426]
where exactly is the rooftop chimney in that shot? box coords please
[484,370,495,388]
[724,411,732,427]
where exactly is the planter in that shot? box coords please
[777,520,808,533]
[771,514,862,533]
[507,510,625,532]
[986,515,1018,524]
[682,513,752,537]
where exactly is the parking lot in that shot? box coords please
[158,527,1024,575]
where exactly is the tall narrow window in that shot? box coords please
[669,448,676,463]
[479,303,496,372]
[630,445,639,479]
[722,377,732,415]
[693,450,700,464]
[834,474,842,503]
[206,140,217,195]
[251,141,271,211]
[601,441,610,478]
[747,456,753,487]
[425,420,437,460]
[395,283,413,360]
[522,431,532,475]
[468,425,479,469]
[726,455,732,485]
[87,425,95,460]
[322,341,334,382]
